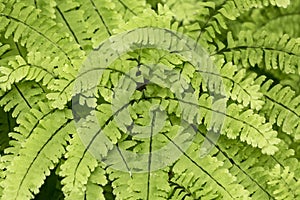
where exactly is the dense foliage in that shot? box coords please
[0,0,300,199]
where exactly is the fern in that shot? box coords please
[1,0,300,199]
[1,108,73,199]
[257,79,300,139]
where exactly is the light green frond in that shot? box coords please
[0,102,54,195]
[0,82,45,118]
[0,0,83,71]
[3,101,52,157]
[67,0,122,48]
[197,93,280,155]
[0,0,85,109]
[169,0,290,53]
[217,135,300,199]
[55,0,90,50]
[0,109,73,200]
[195,58,264,110]
[59,133,98,199]
[219,31,300,74]
[257,79,300,140]
[233,1,300,38]
[0,55,56,91]
[168,134,250,199]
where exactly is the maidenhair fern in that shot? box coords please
[0,0,300,199]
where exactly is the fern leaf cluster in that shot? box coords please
[0,0,300,199]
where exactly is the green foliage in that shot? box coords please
[0,0,300,199]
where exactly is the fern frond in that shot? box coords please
[67,0,122,48]
[195,58,264,110]
[0,109,73,200]
[0,101,55,193]
[196,93,280,154]
[0,54,56,91]
[55,0,90,50]
[256,78,300,140]
[59,97,137,198]
[3,101,53,157]
[234,0,300,38]
[0,0,83,70]
[168,0,290,53]
[0,2,83,82]
[218,31,300,74]
[168,134,250,199]
[168,0,290,29]
[0,0,86,108]
[136,123,297,199]
[217,135,300,199]
[59,133,98,199]
[0,81,45,118]
[207,140,273,199]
